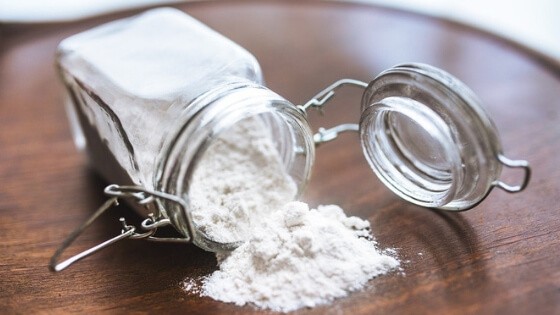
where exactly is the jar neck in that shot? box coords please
[154,80,315,249]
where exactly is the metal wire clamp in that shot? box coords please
[49,184,192,272]
[297,79,368,146]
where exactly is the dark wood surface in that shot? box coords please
[1,1,559,314]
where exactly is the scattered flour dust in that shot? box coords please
[183,117,400,312]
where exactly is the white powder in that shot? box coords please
[201,202,400,312]
[185,118,400,312]
[189,118,297,243]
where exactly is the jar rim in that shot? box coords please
[360,96,464,208]
[155,82,315,251]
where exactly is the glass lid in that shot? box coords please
[299,63,530,211]
[359,63,530,210]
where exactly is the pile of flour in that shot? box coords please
[186,118,400,312]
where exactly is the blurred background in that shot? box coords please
[1,0,558,65]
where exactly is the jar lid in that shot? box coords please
[358,63,530,210]
[303,63,530,211]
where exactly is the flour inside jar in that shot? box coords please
[189,117,297,243]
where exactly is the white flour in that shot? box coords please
[185,118,400,312]
[189,118,297,243]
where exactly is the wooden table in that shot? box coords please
[1,1,559,313]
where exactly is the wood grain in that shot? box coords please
[1,1,559,314]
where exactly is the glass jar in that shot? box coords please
[50,8,529,271]
[56,8,315,253]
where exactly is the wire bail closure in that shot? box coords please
[297,79,367,146]
[494,154,531,193]
[49,185,193,272]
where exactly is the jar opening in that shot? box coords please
[157,84,314,251]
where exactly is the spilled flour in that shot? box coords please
[185,117,400,312]
[201,202,400,312]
